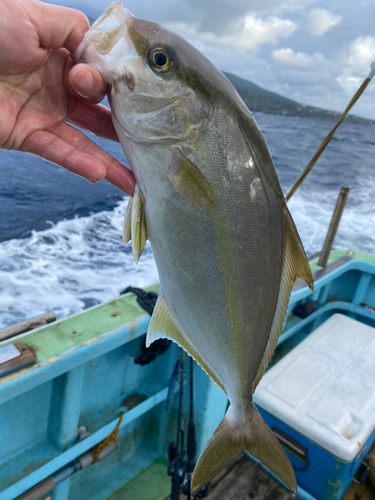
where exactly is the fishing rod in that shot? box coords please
[182,356,196,498]
[170,349,186,500]
[168,352,210,499]
[286,61,375,202]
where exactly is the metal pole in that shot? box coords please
[317,186,350,268]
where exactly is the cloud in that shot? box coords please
[269,36,375,118]
[346,36,375,72]
[272,48,328,69]
[271,48,334,86]
[167,15,297,51]
[306,8,342,36]
[334,36,375,93]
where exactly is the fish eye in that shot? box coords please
[148,47,175,73]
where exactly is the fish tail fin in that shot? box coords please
[191,403,296,497]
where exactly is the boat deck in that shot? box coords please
[104,453,375,500]
[203,456,375,500]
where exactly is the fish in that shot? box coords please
[73,3,314,495]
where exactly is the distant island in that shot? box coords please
[224,72,374,126]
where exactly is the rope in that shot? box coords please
[121,286,158,316]
[90,412,124,464]
[285,76,372,202]
[120,286,171,365]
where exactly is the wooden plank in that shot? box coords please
[343,478,375,500]
[0,312,56,341]
[205,457,293,500]
[204,455,375,500]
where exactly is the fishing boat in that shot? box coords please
[1,235,375,500]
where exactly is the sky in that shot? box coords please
[53,0,375,120]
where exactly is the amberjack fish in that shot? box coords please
[74,3,314,495]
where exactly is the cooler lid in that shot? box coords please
[254,313,375,461]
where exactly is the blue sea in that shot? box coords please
[1,112,374,329]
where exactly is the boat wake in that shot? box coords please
[0,198,158,329]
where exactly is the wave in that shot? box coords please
[0,198,158,329]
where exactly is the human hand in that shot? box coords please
[0,0,135,195]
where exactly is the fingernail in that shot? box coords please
[88,178,99,184]
[74,69,94,95]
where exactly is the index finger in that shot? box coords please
[33,1,89,52]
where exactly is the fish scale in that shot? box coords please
[73,2,314,496]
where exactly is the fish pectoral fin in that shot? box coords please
[191,403,297,497]
[146,294,226,394]
[130,185,147,263]
[123,197,133,244]
[285,207,314,291]
[169,150,217,211]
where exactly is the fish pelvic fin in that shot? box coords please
[123,196,133,244]
[251,207,314,392]
[146,294,226,394]
[191,403,296,497]
[128,184,147,263]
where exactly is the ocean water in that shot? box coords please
[0,112,374,329]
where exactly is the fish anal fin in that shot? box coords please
[169,150,217,211]
[123,197,132,244]
[251,207,313,392]
[131,184,147,263]
[191,403,296,497]
[146,295,226,394]
[146,294,182,348]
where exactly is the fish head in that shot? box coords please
[73,2,217,145]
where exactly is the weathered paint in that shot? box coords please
[0,285,159,365]
[0,286,227,500]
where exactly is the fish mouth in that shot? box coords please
[72,2,134,83]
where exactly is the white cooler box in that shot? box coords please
[254,313,375,499]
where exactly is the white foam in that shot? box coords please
[0,198,158,329]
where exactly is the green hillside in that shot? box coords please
[224,72,374,126]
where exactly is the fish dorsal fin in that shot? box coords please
[169,150,217,211]
[284,207,314,291]
[123,197,132,244]
[147,294,226,394]
[129,184,147,263]
[251,207,314,392]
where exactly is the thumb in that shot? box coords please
[32,0,90,53]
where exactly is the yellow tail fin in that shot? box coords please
[191,403,296,497]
